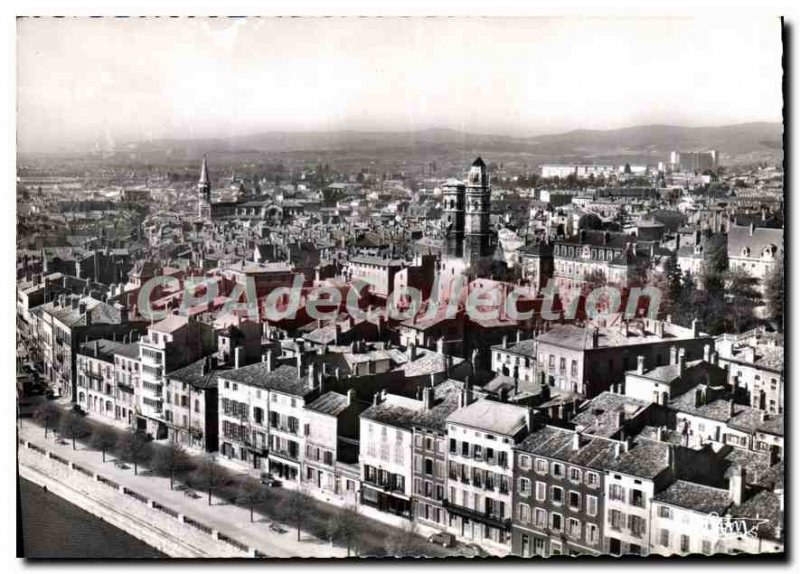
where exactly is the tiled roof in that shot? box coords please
[446,398,529,436]
[517,425,619,470]
[219,364,312,396]
[653,480,731,515]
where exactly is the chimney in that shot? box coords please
[347,388,356,406]
[264,350,273,372]
[407,343,417,361]
[728,400,736,419]
[749,222,755,236]
[502,335,508,349]
[678,349,686,375]
[572,431,582,451]
[729,466,746,506]
[234,346,243,369]
[307,362,316,389]
[516,330,522,344]
[614,442,622,458]
[670,346,678,365]
[694,388,704,408]
[656,426,664,442]
[373,392,380,406]
[436,337,444,355]
[637,355,645,375]
[422,384,435,410]
[296,352,303,377]
[666,444,676,474]
[93,340,99,357]
[655,320,664,338]
[691,318,700,337]
[200,361,207,376]
[703,344,711,363]
[616,409,625,429]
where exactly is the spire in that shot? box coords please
[199,156,210,186]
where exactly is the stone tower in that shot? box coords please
[463,157,492,265]
[442,178,466,257]
[198,156,211,219]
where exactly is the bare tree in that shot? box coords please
[236,478,268,522]
[90,425,118,462]
[117,430,152,475]
[59,412,90,450]
[189,454,229,506]
[33,402,61,438]
[279,485,313,541]
[328,504,362,557]
[151,441,191,489]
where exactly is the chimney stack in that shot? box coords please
[234,346,244,369]
[703,344,711,363]
[308,362,317,389]
[691,318,700,337]
[572,431,582,451]
[670,346,678,365]
[591,327,600,349]
[729,465,746,506]
[637,355,645,375]
[502,335,508,349]
[436,337,444,355]
[347,388,356,406]
[422,384,435,410]
[678,348,686,375]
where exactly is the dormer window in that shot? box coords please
[741,247,750,257]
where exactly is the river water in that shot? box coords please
[18,477,166,559]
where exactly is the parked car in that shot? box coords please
[462,543,489,558]
[260,472,281,487]
[428,532,456,548]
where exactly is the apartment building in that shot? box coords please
[112,341,140,426]
[217,362,318,481]
[162,356,221,452]
[716,332,784,414]
[444,398,531,554]
[512,426,618,557]
[137,315,211,438]
[490,335,537,392]
[358,392,419,519]
[303,388,366,504]
[410,379,463,531]
[534,318,713,398]
[603,438,676,556]
[76,339,125,423]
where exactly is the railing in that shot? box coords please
[123,487,149,504]
[183,516,212,535]
[442,500,511,530]
[96,475,120,489]
[217,533,249,553]
[152,501,179,519]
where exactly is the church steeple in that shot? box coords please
[197,156,212,219]
[198,156,210,193]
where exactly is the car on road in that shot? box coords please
[427,532,456,547]
[461,543,489,558]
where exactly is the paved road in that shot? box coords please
[19,407,464,558]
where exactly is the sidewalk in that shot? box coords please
[18,418,346,558]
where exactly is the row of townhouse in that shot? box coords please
[70,318,781,558]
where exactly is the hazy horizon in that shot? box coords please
[17,17,783,154]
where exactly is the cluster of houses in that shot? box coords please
[16,156,784,557]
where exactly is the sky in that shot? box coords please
[17,17,784,153]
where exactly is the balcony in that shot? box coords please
[443,500,511,531]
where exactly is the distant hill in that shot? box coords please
[28,122,780,169]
